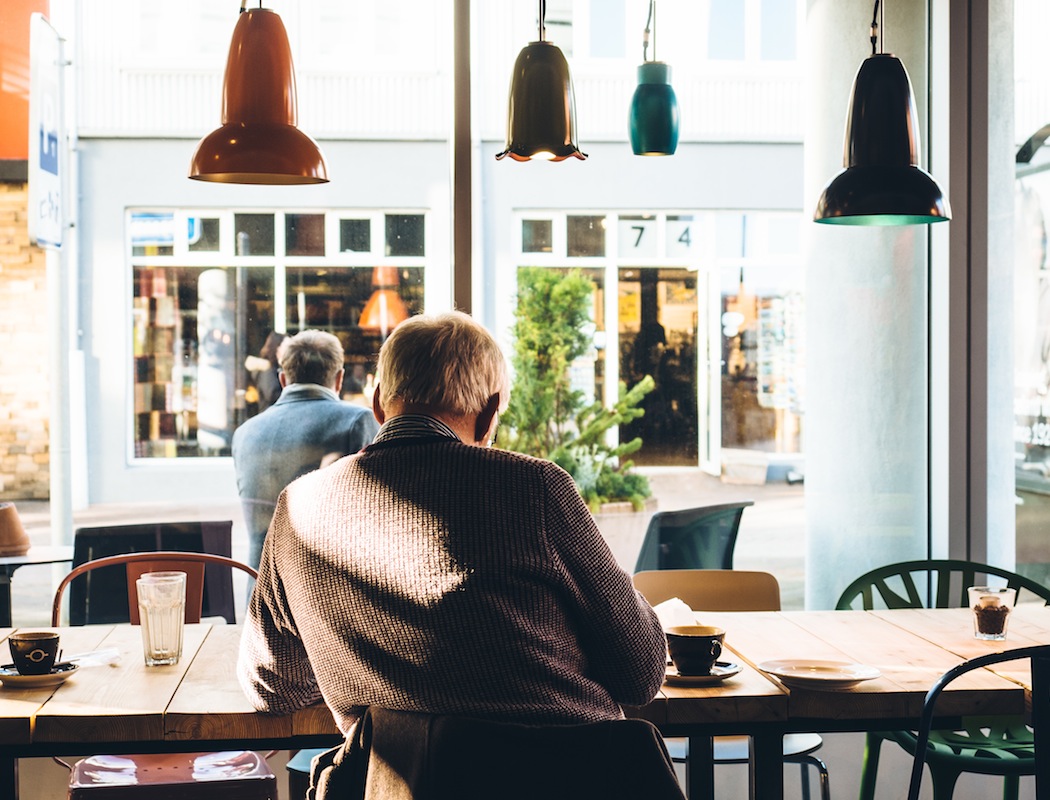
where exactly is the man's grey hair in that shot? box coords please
[277,330,344,387]
[377,312,509,417]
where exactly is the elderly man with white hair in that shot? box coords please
[237,311,666,733]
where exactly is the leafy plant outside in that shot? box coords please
[498,267,655,512]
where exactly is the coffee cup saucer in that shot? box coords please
[664,660,742,686]
[0,662,79,688]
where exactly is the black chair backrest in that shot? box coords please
[70,520,235,624]
[907,645,1050,800]
[323,706,686,800]
[835,559,1050,611]
[634,500,753,573]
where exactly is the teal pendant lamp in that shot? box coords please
[814,0,949,225]
[189,2,328,184]
[496,0,586,161]
[629,1,679,156]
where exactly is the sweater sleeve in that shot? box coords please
[539,462,667,707]
[237,492,324,715]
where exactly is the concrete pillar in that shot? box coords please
[803,0,935,608]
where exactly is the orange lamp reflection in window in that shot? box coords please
[359,266,410,339]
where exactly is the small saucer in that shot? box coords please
[0,662,79,688]
[664,661,742,686]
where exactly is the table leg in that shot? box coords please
[686,735,714,799]
[749,732,784,800]
[0,567,13,627]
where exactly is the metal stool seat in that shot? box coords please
[69,751,276,800]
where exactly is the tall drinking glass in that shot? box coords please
[137,571,186,666]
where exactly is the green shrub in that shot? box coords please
[498,267,654,511]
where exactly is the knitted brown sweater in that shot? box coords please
[238,420,666,733]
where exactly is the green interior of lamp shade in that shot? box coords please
[815,212,950,226]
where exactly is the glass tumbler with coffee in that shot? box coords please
[968,586,1016,641]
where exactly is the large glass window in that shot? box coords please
[129,210,427,459]
[512,211,802,471]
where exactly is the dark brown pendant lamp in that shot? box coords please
[189,2,328,184]
[813,0,949,225]
[496,0,586,162]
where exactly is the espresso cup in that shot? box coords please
[666,625,725,676]
[8,631,60,675]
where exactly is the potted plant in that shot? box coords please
[498,267,657,569]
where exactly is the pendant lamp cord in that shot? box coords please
[538,0,546,42]
[642,0,656,62]
[869,0,882,55]
[239,0,246,13]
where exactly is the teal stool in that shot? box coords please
[286,748,327,800]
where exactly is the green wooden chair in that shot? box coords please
[836,559,1050,800]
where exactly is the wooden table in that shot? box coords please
[0,546,74,627]
[626,605,1049,800]
[0,623,342,799]
[1,610,1045,800]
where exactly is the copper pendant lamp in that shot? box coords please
[189,4,328,185]
[813,0,949,225]
[629,1,679,156]
[496,0,586,162]
[359,266,410,339]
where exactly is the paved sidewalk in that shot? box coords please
[6,469,806,628]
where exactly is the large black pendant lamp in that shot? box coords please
[629,0,679,156]
[496,0,586,162]
[813,0,949,225]
[189,3,328,184]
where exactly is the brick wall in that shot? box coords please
[0,182,51,499]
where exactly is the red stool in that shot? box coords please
[68,751,276,800]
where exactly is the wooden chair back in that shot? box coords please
[633,568,781,611]
[70,521,235,624]
[52,551,257,626]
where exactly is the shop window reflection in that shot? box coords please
[340,219,371,252]
[132,265,274,458]
[286,266,424,399]
[188,217,221,252]
[384,214,424,257]
[567,215,606,257]
[285,214,325,256]
[233,214,275,256]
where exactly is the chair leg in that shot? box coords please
[858,731,884,800]
[1002,773,1020,800]
[927,762,963,800]
[799,761,811,800]
[791,754,830,800]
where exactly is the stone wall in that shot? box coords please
[0,182,50,499]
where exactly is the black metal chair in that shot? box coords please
[68,520,236,624]
[633,501,753,573]
[837,560,1050,800]
[906,645,1050,800]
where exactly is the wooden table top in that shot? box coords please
[630,605,1048,733]
[1,607,1045,752]
[0,623,341,749]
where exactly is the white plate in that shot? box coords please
[0,663,79,688]
[757,659,880,690]
[664,661,742,686]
